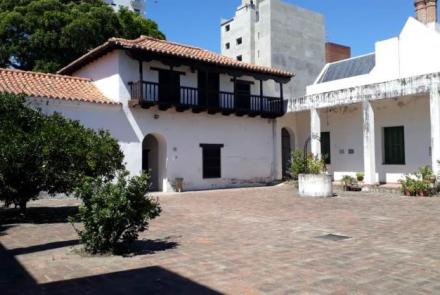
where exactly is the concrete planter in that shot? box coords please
[298,174,333,198]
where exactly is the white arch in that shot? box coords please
[142,133,167,192]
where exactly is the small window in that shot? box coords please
[134,8,140,14]
[256,11,260,22]
[236,55,243,61]
[236,37,243,45]
[225,42,230,50]
[321,132,331,165]
[384,126,405,165]
[200,144,223,179]
[225,24,230,32]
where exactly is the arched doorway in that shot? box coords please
[142,134,163,191]
[281,128,294,179]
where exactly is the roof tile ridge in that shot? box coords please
[0,68,92,82]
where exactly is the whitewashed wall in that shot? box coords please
[308,17,440,96]
[76,50,272,105]
[31,98,278,192]
[301,96,431,183]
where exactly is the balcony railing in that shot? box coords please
[129,81,284,118]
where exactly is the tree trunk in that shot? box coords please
[19,200,27,215]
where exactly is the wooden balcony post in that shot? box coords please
[233,76,237,111]
[260,80,263,112]
[279,82,284,113]
[138,60,144,101]
[205,71,209,107]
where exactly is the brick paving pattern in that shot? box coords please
[1,185,440,294]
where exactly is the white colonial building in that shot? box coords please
[0,0,439,193]
[0,36,292,192]
[285,0,440,185]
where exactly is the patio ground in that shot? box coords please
[1,184,440,294]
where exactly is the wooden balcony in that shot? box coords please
[129,81,285,118]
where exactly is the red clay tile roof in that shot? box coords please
[0,68,116,105]
[58,36,294,79]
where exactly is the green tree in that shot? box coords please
[0,0,165,73]
[0,93,124,211]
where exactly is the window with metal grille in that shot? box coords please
[384,126,405,165]
[321,132,331,165]
[200,144,223,179]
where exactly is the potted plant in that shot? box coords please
[295,153,333,198]
[356,172,365,183]
[400,177,415,196]
[341,175,355,191]
[400,166,436,197]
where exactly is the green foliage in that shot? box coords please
[400,166,436,197]
[341,175,356,187]
[289,150,305,180]
[306,155,326,175]
[356,172,364,182]
[417,165,434,181]
[288,150,326,179]
[0,1,165,73]
[73,171,161,254]
[0,93,124,210]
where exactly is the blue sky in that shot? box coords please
[147,0,415,57]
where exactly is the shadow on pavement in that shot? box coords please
[1,238,216,295]
[0,206,79,224]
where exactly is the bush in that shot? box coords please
[289,150,326,179]
[356,172,364,182]
[289,150,306,180]
[73,171,161,254]
[306,155,326,175]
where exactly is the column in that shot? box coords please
[310,108,321,158]
[430,83,440,176]
[363,100,376,185]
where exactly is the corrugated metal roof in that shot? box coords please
[318,53,376,83]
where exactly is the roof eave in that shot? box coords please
[58,40,294,80]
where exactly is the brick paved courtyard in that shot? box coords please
[1,184,440,294]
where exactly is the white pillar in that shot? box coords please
[363,100,376,185]
[430,83,440,176]
[310,108,321,158]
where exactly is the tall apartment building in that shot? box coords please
[221,0,326,98]
[104,0,145,15]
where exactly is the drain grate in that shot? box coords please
[316,234,351,241]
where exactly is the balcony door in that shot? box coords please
[236,80,251,110]
[159,70,180,105]
[198,71,220,107]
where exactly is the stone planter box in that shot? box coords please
[298,174,333,198]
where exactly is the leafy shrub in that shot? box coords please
[306,155,326,175]
[73,171,161,254]
[289,150,306,180]
[289,150,326,179]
